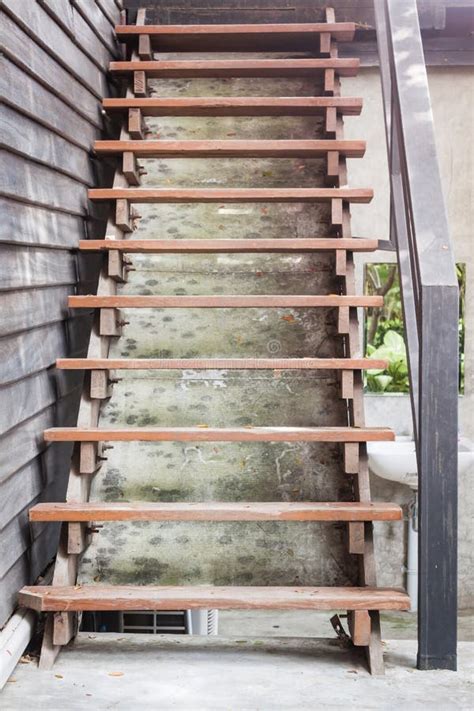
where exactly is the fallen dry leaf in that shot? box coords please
[55,674,64,679]
[108,672,124,677]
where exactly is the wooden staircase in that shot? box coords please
[19,8,409,674]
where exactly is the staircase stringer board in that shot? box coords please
[327,39,385,675]
[38,14,141,671]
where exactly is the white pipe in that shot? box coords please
[0,608,36,690]
[407,492,418,612]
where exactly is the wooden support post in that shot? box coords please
[326,107,337,135]
[123,151,141,185]
[344,442,360,474]
[337,306,349,334]
[79,442,98,475]
[331,198,343,229]
[335,249,347,276]
[327,150,340,184]
[116,198,132,232]
[320,32,331,56]
[348,522,366,555]
[67,522,91,555]
[340,369,354,399]
[128,108,146,139]
[138,34,153,60]
[324,68,335,95]
[133,71,147,97]
[90,370,110,399]
[100,308,126,336]
[348,610,371,646]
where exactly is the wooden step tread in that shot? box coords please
[56,357,388,371]
[69,295,383,309]
[29,501,402,522]
[94,139,366,158]
[66,294,384,311]
[110,59,360,79]
[19,585,410,612]
[79,238,379,253]
[43,426,394,443]
[115,22,357,47]
[102,97,363,117]
[88,188,373,204]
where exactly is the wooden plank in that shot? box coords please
[1,106,94,185]
[1,1,108,98]
[70,0,119,55]
[110,58,360,78]
[79,238,379,253]
[56,357,388,371]
[93,139,366,158]
[0,370,83,438]
[0,286,74,338]
[96,0,120,27]
[0,317,90,386]
[0,198,86,249]
[0,151,87,216]
[43,426,395,443]
[348,610,372,646]
[29,501,403,522]
[68,295,383,308]
[102,96,363,117]
[0,11,102,128]
[0,393,81,483]
[88,187,373,204]
[1,59,98,151]
[115,22,357,47]
[20,585,410,612]
[0,245,76,290]
[37,0,112,71]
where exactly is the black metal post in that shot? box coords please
[375,0,459,670]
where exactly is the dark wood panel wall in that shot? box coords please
[0,0,122,627]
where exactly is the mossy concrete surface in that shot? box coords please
[79,60,362,589]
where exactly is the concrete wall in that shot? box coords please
[79,68,362,591]
[343,66,474,607]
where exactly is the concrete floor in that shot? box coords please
[2,612,473,710]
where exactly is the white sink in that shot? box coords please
[367,436,474,490]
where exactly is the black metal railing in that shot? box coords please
[374,0,459,671]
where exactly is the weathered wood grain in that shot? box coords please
[102,96,363,117]
[79,238,379,253]
[0,245,76,290]
[38,0,111,70]
[115,22,357,46]
[93,139,366,158]
[56,357,388,371]
[88,187,373,204]
[0,198,85,248]
[0,316,91,386]
[1,0,108,98]
[0,286,74,339]
[43,426,395,443]
[0,371,84,439]
[69,294,383,308]
[29,501,402,522]
[1,59,98,151]
[110,58,360,78]
[1,107,94,185]
[71,0,118,55]
[0,11,102,128]
[20,585,410,612]
[0,151,87,215]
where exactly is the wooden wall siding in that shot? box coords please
[0,0,121,628]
